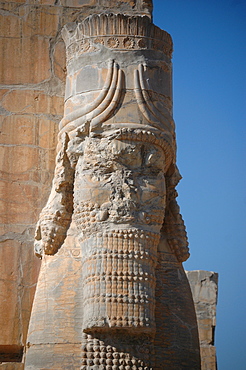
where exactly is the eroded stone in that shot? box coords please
[25,4,200,369]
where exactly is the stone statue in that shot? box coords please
[25,6,201,370]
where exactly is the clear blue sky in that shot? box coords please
[153,1,246,369]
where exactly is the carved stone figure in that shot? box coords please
[25,5,201,369]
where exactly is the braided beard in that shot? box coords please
[79,228,160,335]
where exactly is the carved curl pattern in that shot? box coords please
[58,59,123,150]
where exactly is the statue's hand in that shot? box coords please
[34,220,66,259]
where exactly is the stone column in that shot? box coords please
[187,271,218,370]
[25,5,201,370]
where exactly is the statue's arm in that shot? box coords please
[34,133,75,258]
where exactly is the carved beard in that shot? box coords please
[72,137,166,334]
[79,230,159,334]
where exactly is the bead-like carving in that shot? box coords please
[80,333,154,369]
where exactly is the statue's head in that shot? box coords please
[72,136,166,237]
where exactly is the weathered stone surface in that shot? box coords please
[1,90,63,115]
[0,363,24,370]
[0,362,24,370]
[53,41,67,82]
[0,36,51,85]
[25,4,200,369]
[186,270,218,370]
[0,0,69,358]
[0,0,215,368]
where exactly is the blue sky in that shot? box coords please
[153,1,246,369]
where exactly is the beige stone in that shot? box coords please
[0,224,32,236]
[0,241,22,344]
[0,115,35,146]
[0,236,40,353]
[0,89,9,101]
[186,270,218,370]
[0,13,22,38]
[200,346,217,370]
[53,40,67,83]
[0,365,24,370]
[0,37,50,85]
[25,6,200,370]
[0,240,20,283]
[0,146,39,174]
[38,117,58,149]
[1,90,64,116]
[0,1,214,368]
[21,6,60,37]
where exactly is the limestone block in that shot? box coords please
[0,365,24,370]
[0,146,39,175]
[0,116,35,146]
[0,37,50,85]
[38,117,58,149]
[0,239,40,346]
[186,270,218,344]
[0,225,32,237]
[24,343,82,370]
[2,184,46,228]
[0,2,24,13]
[1,91,63,116]
[0,13,22,38]
[53,41,67,83]
[21,6,60,37]
[0,90,8,101]
[0,241,21,344]
[200,346,217,370]
[186,270,218,370]
[0,114,58,150]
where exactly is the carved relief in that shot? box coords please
[34,82,188,339]
[80,332,155,369]
[107,37,120,48]
[26,7,200,370]
[72,137,165,333]
[123,37,135,49]
[134,63,174,135]
[62,13,173,64]
[58,60,123,148]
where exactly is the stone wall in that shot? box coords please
[186,270,218,370]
